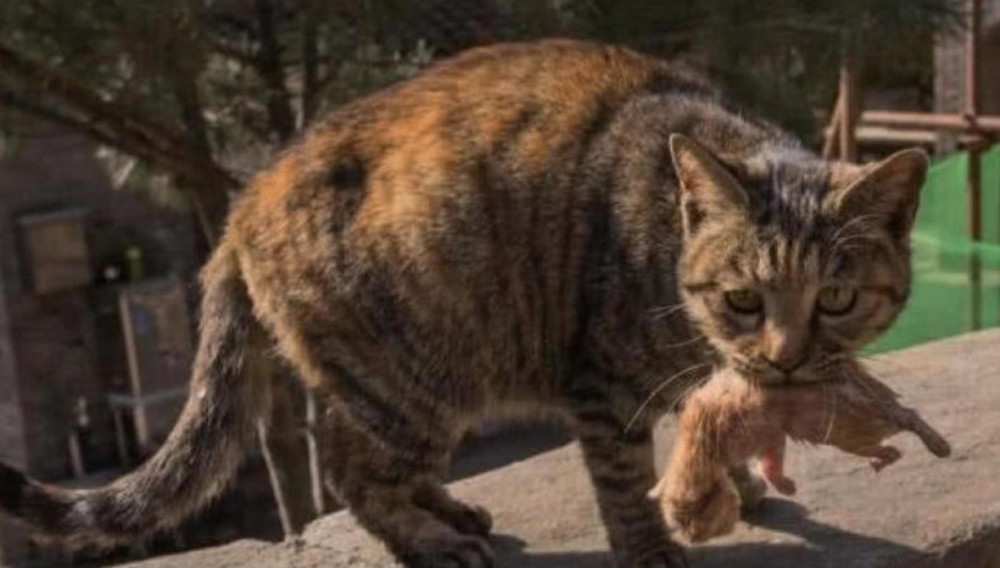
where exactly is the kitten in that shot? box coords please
[651,364,950,544]
[0,40,927,568]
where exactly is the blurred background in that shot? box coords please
[0,0,997,566]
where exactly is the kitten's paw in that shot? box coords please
[768,475,797,496]
[666,481,741,543]
[633,544,690,568]
[401,534,494,568]
[869,445,902,472]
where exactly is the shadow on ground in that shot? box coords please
[488,499,927,568]
[449,422,573,482]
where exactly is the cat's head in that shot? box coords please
[669,134,928,385]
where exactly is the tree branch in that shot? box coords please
[0,41,191,160]
[0,40,240,233]
[0,87,132,151]
[0,82,236,244]
[165,61,231,239]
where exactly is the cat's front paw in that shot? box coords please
[633,544,690,568]
[400,533,494,568]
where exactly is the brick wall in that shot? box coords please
[0,118,199,481]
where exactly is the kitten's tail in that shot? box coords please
[0,241,274,548]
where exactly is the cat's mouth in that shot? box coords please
[731,357,833,387]
[761,372,830,387]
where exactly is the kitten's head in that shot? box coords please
[669,134,928,385]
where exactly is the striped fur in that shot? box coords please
[0,40,926,568]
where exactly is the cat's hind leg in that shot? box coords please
[321,404,493,568]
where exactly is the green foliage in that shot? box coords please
[0,0,963,216]
[555,0,962,140]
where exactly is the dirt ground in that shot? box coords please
[120,328,1000,568]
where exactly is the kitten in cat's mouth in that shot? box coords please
[652,362,950,543]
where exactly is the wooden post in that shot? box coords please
[838,39,859,162]
[860,111,1000,133]
[823,90,844,160]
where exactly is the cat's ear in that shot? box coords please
[826,148,929,239]
[669,134,750,238]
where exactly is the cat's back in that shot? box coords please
[232,40,711,237]
[229,40,715,332]
[315,39,712,159]
[227,40,714,393]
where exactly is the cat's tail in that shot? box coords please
[0,240,274,548]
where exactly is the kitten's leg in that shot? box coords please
[728,463,768,512]
[322,409,493,568]
[833,442,901,472]
[571,402,688,568]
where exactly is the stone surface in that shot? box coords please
[122,329,1000,568]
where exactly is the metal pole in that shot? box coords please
[966,0,982,241]
[965,0,982,330]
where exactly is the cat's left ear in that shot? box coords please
[826,148,929,239]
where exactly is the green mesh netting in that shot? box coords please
[869,144,1000,353]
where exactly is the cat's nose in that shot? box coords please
[760,326,808,374]
[762,354,806,374]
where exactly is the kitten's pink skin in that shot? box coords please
[759,443,796,496]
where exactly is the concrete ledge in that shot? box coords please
[123,329,1000,568]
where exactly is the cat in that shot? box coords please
[0,39,926,568]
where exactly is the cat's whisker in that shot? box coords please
[669,378,709,414]
[626,362,712,432]
[649,303,687,320]
[821,380,837,445]
[661,334,707,349]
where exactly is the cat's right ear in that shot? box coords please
[669,134,750,238]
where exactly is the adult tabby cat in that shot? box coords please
[0,40,926,568]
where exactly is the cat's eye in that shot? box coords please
[817,286,857,315]
[724,289,763,314]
